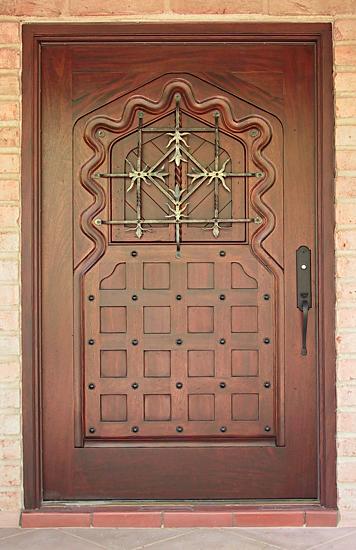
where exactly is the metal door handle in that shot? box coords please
[301,298,309,356]
[296,246,312,356]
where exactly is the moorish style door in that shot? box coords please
[39,28,319,501]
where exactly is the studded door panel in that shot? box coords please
[84,245,275,439]
[75,77,284,445]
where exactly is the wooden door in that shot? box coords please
[40,30,319,501]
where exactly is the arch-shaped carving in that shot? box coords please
[75,75,285,448]
[78,78,276,277]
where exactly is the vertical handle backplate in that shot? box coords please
[296,246,312,356]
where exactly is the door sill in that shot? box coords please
[22,502,338,528]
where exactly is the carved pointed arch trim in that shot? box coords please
[79,78,277,275]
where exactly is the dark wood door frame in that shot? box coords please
[21,22,336,510]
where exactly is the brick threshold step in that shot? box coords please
[21,508,338,528]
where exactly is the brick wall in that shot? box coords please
[334,15,356,527]
[0,18,21,527]
[0,0,355,527]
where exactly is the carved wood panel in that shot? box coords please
[75,77,284,445]
[84,245,275,439]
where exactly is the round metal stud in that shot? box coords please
[88,338,95,345]
[176,294,182,301]
[249,129,259,137]
[219,294,226,301]
[97,130,105,137]
[301,264,307,270]
[88,383,95,390]
[176,382,183,389]
[264,425,271,432]
[219,338,226,345]
[89,427,96,434]
[131,382,139,390]
[220,426,227,433]
[131,250,138,257]
[263,337,270,344]
[131,426,139,433]
[131,339,139,346]
[176,426,184,433]
[263,294,270,301]
[264,381,271,389]
[219,382,226,389]
[88,295,95,301]
[132,294,138,301]
[219,250,226,257]
[176,338,183,345]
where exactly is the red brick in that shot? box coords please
[92,511,162,527]
[337,309,356,330]
[336,98,356,119]
[338,437,356,457]
[0,155,19,174]
[0,335,19,354]
[336,256,356,278]
[336,126,356,147]
[0,102,19,121]
[338,462,356,483]
[338,386,356,407]
[335,19,356,41]
[335,45,356,66]
[0,74,19,96]
[269,1,356,15]
[0,360,20,382]
[0,490,21,511]
[0,49,20,70]
[0,23,20,44]
[336,150,356,171]
[163,512,233,527]
[0,231,19,253]
[0,464,21,487]
[0,439,21,461]
[0,127,19,148]
[0,285,18,306]
[305,510,338,526]
[0,205,20,227]
[339,486,356,502]
[336,203,356,224]
[337,279,356,302]
[336,177,356,199]
[21,512,91,528]
[338,358,356,381]
[336,229,356,250]
[0,180,19,201]
[234,511,305,527]
[170,0,264,14]
[69,0,165,16]
[335,72,356,93]
[1,1,66,16]
[338,411,356,432]
[0,309,18,330]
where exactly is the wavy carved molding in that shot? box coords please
[75,77,284,445]
[78,78,277,278]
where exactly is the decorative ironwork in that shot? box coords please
[94,93,263,256]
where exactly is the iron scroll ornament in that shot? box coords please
[93,94,263,257]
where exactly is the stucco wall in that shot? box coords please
[0,0,355,527]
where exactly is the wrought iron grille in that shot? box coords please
[94,94,262,256]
